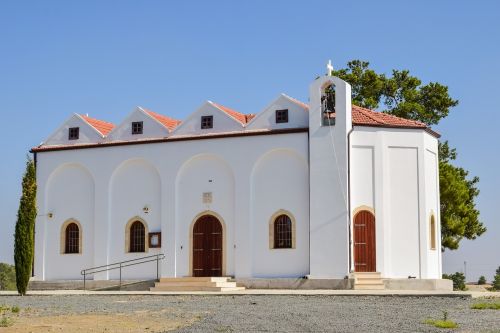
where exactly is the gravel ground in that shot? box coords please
[1,295,499,332]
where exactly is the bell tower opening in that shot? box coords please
[321,84,336,126]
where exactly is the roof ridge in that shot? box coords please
[141,108,182,131]
[282,94,309,109]
[79,114,115,136]
[211,102,249,124]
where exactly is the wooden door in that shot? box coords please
[193,215,223,277]
[354,211,376,272]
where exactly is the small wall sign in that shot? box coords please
[148,232,161,248]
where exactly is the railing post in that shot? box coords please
[156,254,159,281]
[119,263,122,290]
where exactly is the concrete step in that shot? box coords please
[354,278,384,285]
[152,277,245,292]
[151,286,245,292]
[353,283,385,290]
[352,272,382,279]
[154,281,238,288]
[159,277,230,283]
[352,272,384,290]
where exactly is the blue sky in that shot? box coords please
[0,1,498,282]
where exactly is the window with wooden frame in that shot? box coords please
[130,221,146,252]
[275,109,289,123]
[430,215,437,250]
[201,115,213,129]
[131,121,143,135]
[65,223,80,254]
[68,127,80,140]
[273,215,292,249]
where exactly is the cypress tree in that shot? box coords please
[14,156,37,295]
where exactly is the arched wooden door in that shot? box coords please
[192,215,223,277]
[353,211,376,272]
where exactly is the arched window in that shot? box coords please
[273,215,292,249]
[65,223,80,254]
[130,221,145,253]
[430,215,437,250]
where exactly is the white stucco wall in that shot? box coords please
[251,149,309,277]
[43,163,95,279]
[34,131,309,280]
[349,127,441,279]
[308,76,352,278]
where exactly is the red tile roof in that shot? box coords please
[80,114,115,136]
[211,102,254,124]
[143,108,182,131]
[290,97,435,133]
[351,105,428,129]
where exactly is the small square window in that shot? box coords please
[201,115,213,129]
[132,121,143,135]
[276,109,289,123]
[68,127,79,140]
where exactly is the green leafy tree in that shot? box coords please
[0,263,16,290]
[442,272,466,291]
[477,275,486,285]
[493,266,500,290]
[14,157,37,295]
[331,60,485,250]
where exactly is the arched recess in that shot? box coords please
[188,210,227,277]
[353,209,376,272]
[250,148,309,277]
[45,163,95,279]
[176,154,235,277]
[60,219,83,254]
[109,158,161,277]
[268,209,296,249]
[124,217,150,253]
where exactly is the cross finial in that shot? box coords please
[326,60,333,76]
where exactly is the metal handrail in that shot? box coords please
[80,253,165,290]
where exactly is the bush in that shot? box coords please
[442,272,466,291]
[478,276,487,285]
[0,263,16,291]
[493,266,500,291]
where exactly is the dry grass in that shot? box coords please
[0,311,199,333]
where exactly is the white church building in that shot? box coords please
[31,68,446,289]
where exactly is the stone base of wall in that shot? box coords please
[28,280,155,291]
[235,278,353,290]
[383,279,453,291]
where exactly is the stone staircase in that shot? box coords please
[352,272,385,290]
[150,277,245,292]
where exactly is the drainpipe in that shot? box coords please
[347,128,353,274]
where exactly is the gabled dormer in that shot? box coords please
[41,113,114,147]
[105,107,181,142]
[171,101,253,137]
[245,94,309,130]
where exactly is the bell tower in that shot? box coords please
[308,62,352,278]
